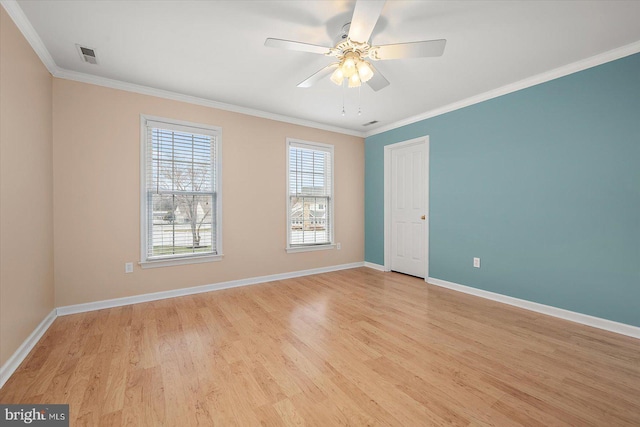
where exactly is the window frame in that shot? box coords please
[139,114,223,268]
[286,138,335,253]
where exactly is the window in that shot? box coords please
[140,115,222,268]
[286,139,334,252]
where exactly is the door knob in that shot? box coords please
[421,215,426,220]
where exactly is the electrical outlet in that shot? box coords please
[125,262,133,273]
[473,257,480,268]
[336,243,341,250]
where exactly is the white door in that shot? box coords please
[390,141,427,278]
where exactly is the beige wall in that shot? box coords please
[53,79,364,307]
[0,9,54,366]
[0,5,363,363]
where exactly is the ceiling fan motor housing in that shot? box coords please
[264,0,445,91]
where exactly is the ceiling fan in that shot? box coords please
[264,0,446,91]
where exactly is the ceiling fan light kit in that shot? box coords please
[328,45,374,88]
[357,61,374,83]
[348,73,361,88]
[264,0,446,115]
[329,66,344,85]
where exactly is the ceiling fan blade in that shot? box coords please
[373,39,446,60]
[297,63,339,88]
[366,64,390,92]
[348,0,386,43]
[264,38,331,55]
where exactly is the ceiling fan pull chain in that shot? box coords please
[358,85,362,116]
[342,79,346,116]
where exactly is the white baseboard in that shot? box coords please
[1,262,364,389]
[7,266,633,391]
[428,277,640,339]
[0,309,57,389]
[364,262,387,272]
[57,262,365,316]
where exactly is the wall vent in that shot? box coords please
[75,44,98,65]
[362,120,379,126]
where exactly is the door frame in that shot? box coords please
[383,136,430,281]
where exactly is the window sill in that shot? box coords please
[139,254,223,269]
[286,244,335,254]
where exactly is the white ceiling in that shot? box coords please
[11,0,640,136]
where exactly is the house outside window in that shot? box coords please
[140,115,222,268]
[286,138,334,253]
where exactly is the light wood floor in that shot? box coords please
[1,268,639,426]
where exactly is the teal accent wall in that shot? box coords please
[365,53,640,326]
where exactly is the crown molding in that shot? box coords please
[365,39,640,138]
[1,0,59,75]
[5,0,638,140]
[53,69,365,137]
[1,0,364,139]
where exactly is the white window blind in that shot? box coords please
[141,117,221,265]
[287,140,334,249]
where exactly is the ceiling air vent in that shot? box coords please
[362,120,379,127]
[75,44,98,65]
